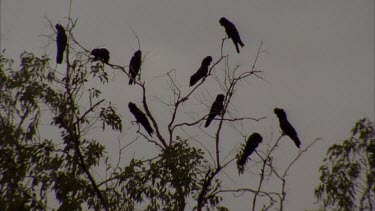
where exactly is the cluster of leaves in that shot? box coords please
[0,49,119,210]
[103,139,217,210]
[0,52,61,210]
[315,118,374,210]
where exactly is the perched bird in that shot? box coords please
[91,48,110,64]
[205,94,225,127]
[128,102,154,136]
[219,17,245,53]
[274,108,301,148]
[129,50,142,85]
[190,56,213,87]
[55,24,67,64]
[237,133,263,174]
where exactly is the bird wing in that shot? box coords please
[225,22,244,51]
[56,29,67,64]
[205,102,219,127]
[129,56,141,84]
[280,119,301,148]
[190,66,207,86]
[190,72,200,86]
[131,107,153,136]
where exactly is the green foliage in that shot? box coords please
[98,139,213,210]
[0,48,121,210]
[1,52,64,210]
[100,105,122,132]
[315,118,375,210]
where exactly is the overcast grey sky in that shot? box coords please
[1,0,374,210]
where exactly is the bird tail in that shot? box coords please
[235,43,240,53]
[239,40,245,47]
[292,136,301,148]
[129,78,134,85]
[190,76,197,87]
[147,130,153,137]
[204,119,211,127]
[144,124,154,137]
[237,157,247,174]
[237,157,246,167]
[56,51,63,64]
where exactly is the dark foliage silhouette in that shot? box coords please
[204,94,225,127]
[55,24,67,64]
[315,118,374,211]
[129,50,142,85]
[274,108,301,148]
[128,102,153,136]
[91,48,110,64]
[219,17,244,53]
[237,133,263,173]
[189,56,213,86]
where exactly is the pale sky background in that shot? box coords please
[1,0,374,210]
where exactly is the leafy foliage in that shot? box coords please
[0,48,119,210]
[315,118,375,210]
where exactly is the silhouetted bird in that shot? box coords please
[128,102,154,136]
[219,17,245,53]
[190,56,213,86]
[129,50,142,85]
[237,133,263,171]
[91,48,110,64]
[205,94,225,127]
[55,24,67,64]
[274,108,301,148]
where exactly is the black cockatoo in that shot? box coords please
[274,108,301,148]
[237,133,263,174]
[190,56,212,86]
[219,17,245,53]
[205,94,225,127]
[55,24,67,64]
[128,102,154,136]
[91,48,110,64]
[129,50,142,85]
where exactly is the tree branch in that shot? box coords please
[141,83,168,148]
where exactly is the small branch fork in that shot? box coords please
[268,138,322,211]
